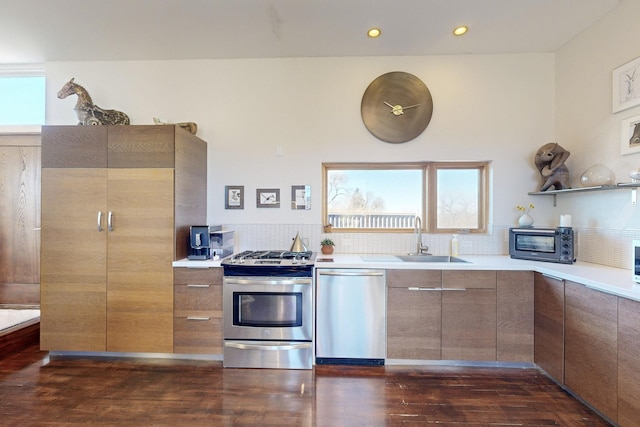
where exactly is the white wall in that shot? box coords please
[552,0,640,267]
[45,54,555,237]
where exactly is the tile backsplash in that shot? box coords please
[222,223,638,270]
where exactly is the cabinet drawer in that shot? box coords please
[174,283,221,316]
[174,316,222,354]
[174,267,222,285]
[442,270,496,289]
[387,269,441,288]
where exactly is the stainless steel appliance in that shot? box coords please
[315,269,386,365]
[509,227,577,264]
[222,250,315,369]
[633,240,640,283]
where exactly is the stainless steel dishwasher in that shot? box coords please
[315,269,386,365]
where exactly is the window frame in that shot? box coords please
[322,161,490,234]
[0,65,45,133]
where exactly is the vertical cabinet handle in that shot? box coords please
[108,211,113,232]
[97,211,103,232]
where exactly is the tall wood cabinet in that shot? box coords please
[40,125,206,353]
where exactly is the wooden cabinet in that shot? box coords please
[497,271,534,362]
[618,297,640,425]
[564,280,618,422]
[386,270,442,359]
[173,267,223,354]
[442,270,497,361]
[533,272,565,382]
[40,125,206,353]
[0,134,41,304]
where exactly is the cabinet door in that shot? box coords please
[106,168,174,353]
[40,168,107,351]
[441,270,497,361]
[386,270,441,360]
[618,297,640,425]
[534,273,564,382]
[565,281,618,422]
[497,271,534,362]
[174,267,223,354]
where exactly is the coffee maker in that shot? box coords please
[188,225,211,260]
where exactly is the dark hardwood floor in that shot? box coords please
[0,343,611,426]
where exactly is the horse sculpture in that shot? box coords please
[57,78,130,125]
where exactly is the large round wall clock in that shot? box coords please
[361,71,433,143]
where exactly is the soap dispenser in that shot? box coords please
[451,234,459,257]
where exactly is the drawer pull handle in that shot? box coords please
[187,316,210,321]
[408,287,441,291]
[187,284,211,288]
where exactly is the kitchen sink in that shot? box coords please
[396,254,470,263]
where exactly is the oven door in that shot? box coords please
[223,276,313,341]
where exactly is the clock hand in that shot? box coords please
[384,101,394,108]
[402,104,421,110]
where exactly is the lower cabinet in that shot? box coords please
[173,267,223,354]
[386,270,442,359]
[533,272,565,382]
[618,297,640,425]
[441,270,497,361]
[564,280,618,422]
[497,271,534,362]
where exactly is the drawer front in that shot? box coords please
[174,316,222,354]
[174,283,221,316]
[442,270,496,289]
[174,267,222,285]
[387,269,442,288]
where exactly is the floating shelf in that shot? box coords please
[528,182,640,206]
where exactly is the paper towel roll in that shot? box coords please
[560,214,572,227]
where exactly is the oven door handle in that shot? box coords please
[225,341,312,351]
[224,278,311,286]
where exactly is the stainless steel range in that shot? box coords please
[222,250,315,369]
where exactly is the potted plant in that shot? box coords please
[320,238,335,255]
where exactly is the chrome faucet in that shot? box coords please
[414,216,429,254]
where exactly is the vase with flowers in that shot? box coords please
[516,204,535,227]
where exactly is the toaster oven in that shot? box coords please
[509,227,577,264]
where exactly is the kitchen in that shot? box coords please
[2,0,640,425]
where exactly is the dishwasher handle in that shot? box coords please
[318,270,384,277]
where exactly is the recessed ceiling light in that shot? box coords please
[367,28,381,38]
[453,26,468,36]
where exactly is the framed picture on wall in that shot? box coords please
[613,56,640,113]
[291,185,311,210]
[225,185,244,209]
[257,188,280,208]
[621,114,640,155]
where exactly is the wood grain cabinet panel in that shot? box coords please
[173,267,223,354]
[497,271,534,362]
[441,270,497,361]
[533,272,565,382]
[40,125,207,354]
[386,269,442,360]
[618,297,640,425]
[564,281,618,422]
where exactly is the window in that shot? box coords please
[0,67,45,130]
[322,161,489,233]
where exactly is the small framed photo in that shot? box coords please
[256,188,280,208]
[225,185,244,209]
[621,114,640,155]
[613,56,640,113]
[291,185,311,210]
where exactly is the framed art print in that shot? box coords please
[613,56,640,113]
[225,185,244,209]
[621,114,640,155]
[291,185,311,210]
[257,188,280,208]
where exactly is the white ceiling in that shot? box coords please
[0,0,621,64]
